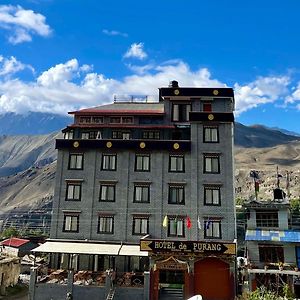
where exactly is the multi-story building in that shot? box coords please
[33,81,236,300]
[244,187,300,296]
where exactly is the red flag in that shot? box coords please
[186,216,192,229]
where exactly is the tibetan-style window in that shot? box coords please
[168,217,185,237]
[132,216,149,235]
[98,215,114,234]
[172,104,191,122]
[168,185,185,205]
[79,116,91,123]
[135,154,150,172]
[63,214,79,232]
[99,184,116,202]
[204,219,221,239]
[204,154,220,174]
[134,184,150,203]
[204,186,221,206]
[68,153,84,170]
[169,155,185,172]
[204,126,219,143]
[66,182,82,201]
[101,154,117,171]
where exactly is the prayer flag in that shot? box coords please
[162,215,168,227]
[197,216,202,229]
[186,216,192,229]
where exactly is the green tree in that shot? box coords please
[0,227,20,239]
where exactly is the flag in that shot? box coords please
[255,181,259,192]
[162,215,168,227]
[205,218,211,230]
[286,171,290,197]
[173,216,178,231]
[197,216,202,229]
[186,216,192,229]
[250,170,259,179]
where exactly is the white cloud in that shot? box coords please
[102,29,128,37]
[0,55,34,77]
[285,82,300,107]
[124,42,147,60]
[0,5,51,44]
[234,76,290,115]
[0,57,294,116]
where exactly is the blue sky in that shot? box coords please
[1,0,300,132]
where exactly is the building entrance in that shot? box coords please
[159,269,184,285]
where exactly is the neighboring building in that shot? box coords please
[0,237,37,257]
[243,188,300,296]
[32,81,236,300]
[0,254,20,295]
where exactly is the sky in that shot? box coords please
[1,0,300,133]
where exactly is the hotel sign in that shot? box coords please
[140,240,236,255]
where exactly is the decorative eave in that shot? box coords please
[63,124,176,130]
[189,112,234,123]
[68,109,165,116]
[56,139,191,152]
[159,87,234,98]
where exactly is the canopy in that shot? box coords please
[32,241,148,256]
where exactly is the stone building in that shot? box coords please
[33,81,236,300]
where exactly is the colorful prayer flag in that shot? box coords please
[162,215,168,227]
[197,216,201,229]
[186,216,192,229]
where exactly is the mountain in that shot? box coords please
[0,112,71,135]
[0,133,60,177]
[234,123,299,148]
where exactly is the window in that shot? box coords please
[204,127,219,143]
[204,155,220,173]
[204,186,221,206]
[204,219,221,239]
[134,185,150,203]
[98,216,114,234]
[259,245,283,263]
[142,130,160,139]
[110,117,121,124]
[64,130,74,139]
[203,103,212,112]
[68,153,83,170]
[112,131,131,140]
[169,155,184,172]
[81,132,89,139]
[122,117,133,124]
[256,211,278,228]
[102,154,117,171]
[172,104,191,122]
[99,184,115,202]
[109,116,133,124]
[168,217,185,237]
[81,131,102,139]
[92,116,103,124]
[132,217,149,235]
[79,116,91,123]
[135,154,150,172]
[63,215,79,232]
[66,182,81,201]
[168,185,185,205]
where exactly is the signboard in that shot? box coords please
[140,240,236,255]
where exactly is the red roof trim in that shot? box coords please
[1,237,30,248]
[66,124,176,129]
[68,110,164,115]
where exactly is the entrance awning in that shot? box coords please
[32,241,148,256]
[119,244,148,257]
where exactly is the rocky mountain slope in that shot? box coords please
[0,124,299,220]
